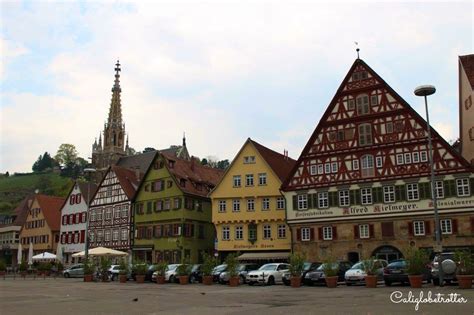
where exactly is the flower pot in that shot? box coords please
[364,275,377,288]
[325,276,338,288]
[20,271,27,278]
[408,275,423,288]
[136,275,145,283]
[290,276,302,288]
[84,274,93,282]
[179,275,189,285]
[229,276,240,287]
[202,275,213,285]
[156,276,165,284]
[119,275,127,283]
[457,275,473,289]
[0,271,6,277]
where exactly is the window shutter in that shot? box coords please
[452,219,458,234]
[318,227,323,240]
[72,214,76,224]
[369,224,375,238]
[80,230,85,243]
[307,194,313,209]
[446,180,456,197]
[373,187,382,203]
[310,228,315,241]
[408,222,413,236]
[354,225,359,239]
[312,194,318,209]
[66,215,70,225]
[191,224,195,237]
[425,221,431,235]
[332,226,337,240]
[470,178,474,195]
[355,190,361,205]
[292,196,297,210]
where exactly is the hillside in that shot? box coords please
[0,173,74,215]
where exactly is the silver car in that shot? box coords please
[63,264,84,278]
[219,263,259,284]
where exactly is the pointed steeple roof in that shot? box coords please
[107,60,123,127]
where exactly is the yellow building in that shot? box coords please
[19,194,65,255]
[210,138,295,262]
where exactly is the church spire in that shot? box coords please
[107,60,123,128]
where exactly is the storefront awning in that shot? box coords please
[237,252,290,261]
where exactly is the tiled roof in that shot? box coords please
[250,139,296,183]
[116,151,157,175]
[36,194,66,231]
[460,54,474,89]
[161,153,224,197]
[77,182,98,205]
[12,195,34,227]
[112,165,141,199]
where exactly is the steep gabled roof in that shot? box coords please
[459,54,474,89]
[112,165,141,199]
[36,194,65,231]
[250,139,296,182]
[77,182,98,205]
[116,151,157,175]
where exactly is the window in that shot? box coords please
[337,130,345,141]
[244,156,256,164]
[155,200,163,212]
[105,230,111,241]
[371,95,378,105]
[174,198,180,209]
[359,123,372,145]
[348,99,355,110]
[121,205,128,218]
[323,226,333,240]
[324,163,331,174]
[420,151,428,162]
[96,209,103,221]
[434,181,444,199]
[331,162,338,173]
[413,221,425,236]
[262,198,270,210]
[278,225,286,238]
[235,226,243,240]
[317,164,324,174]
[359,224,369,239]
[356,94,370,115]
[310,165,317,175]
[152,180,163,192]
[297,194,308,210]
[248,224,257,241]
[361,188,373,205]
[247,199,255,211]
[318,192,329,208]
[121,229,128,241]
[456,178,470,196]
[75,213,80,224]
[114,206,121,219]
[352,159,359,170]
[339,190,350,207]
[361,155,375,177]
[218,200,226,213]
[376,156,383,168]
[167,180,173,188]
[164,199,171,210]
[222,226,230,241]
[277,197,285,209]
[233,175,241,187]
[259,173,267,185]
[396,154,404,165]
[386,122,393,133]
[97,230,103,242]
[263,225,271,239]
[404,153,412,164]
[232,199,240,212]
[383,186,396,203]
[301,227,311,241]
[89,232,95,242]
[412,152,420,163]
[406,183,419,201]
[246,174,254,186]
[440,219,452,234]
[113,230,119,241]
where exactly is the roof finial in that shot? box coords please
[354,42,360,59]
[183,132,186,147]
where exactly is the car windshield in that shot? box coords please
[317,263,337,271]
[191,265,200,272]
[387,260,406,268]
[237,265,247,271]
[350,262,364,270]
[214,265,227,272]
[259,264,277,271]
[303,263,312,271]
[167,264,179,271]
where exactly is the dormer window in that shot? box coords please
[169,160,175,168]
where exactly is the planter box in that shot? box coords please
[325,276,338,288]
[457,275,473,289]
[84,274,93,282]
[290,277,302,288]
[202,276,213,285]
[408,275,423,288]
[156,276,165,284]
[119,275,127,283]
[136,275,145,283]
[229,276,239,287]
[179,276,189,285]
[364,275,377,288]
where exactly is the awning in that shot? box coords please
[237,252,290,261]
[72,247,128,257]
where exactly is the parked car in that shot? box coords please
[189,264,203,283]
[247,263,290,285]
[219,263,260,284]
[151,264,181,283]
[431,252,458,286]
[383,259,431,286]
[109,264,133,281]
[63,264,84,278]
[283,262,321,286]
[345,260,388,285]
[212,264,227,282]
[304,261,352,285]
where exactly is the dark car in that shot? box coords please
[304,261,352,285]
[212,264,227,282]
[383,259,431,286]
[283,262,322,286]
[131,264,156,282]
[189,264,202,283]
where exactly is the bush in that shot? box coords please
[83,259,94,275]
[0,260,6,271]
[361,257,378,276]
[225,253,239,278]
[405,248,429,275]
[99,257,111,280]
[132,261,147,275]
[19,260,28,272]
[454,250,474,275]
[322,255,339,277]
[201,253,218,276]
[56,262,64,271]
[155,262,168,277]
[118,258,129,275]
[288,253,306,276]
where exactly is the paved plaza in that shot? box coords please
[0,277,473,315]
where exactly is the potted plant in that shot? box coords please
[118,258,129,283]
[405,247,429,288]
[361,257,378,288]
[43,262,52,276]
[19,260,28,278]
[225,253,239,287]
[99,257,111,282]
[288,253,305,288]
[0,260,6,277]
[133,261,147,284]
[454,250,474,289]
[155,262,168,284]
[201,253,218,285]
[177,261,191,285]
[83,259,94,282]
[322,256,339,288]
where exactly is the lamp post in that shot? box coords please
[83,167,96,262]
[414,85,443,285]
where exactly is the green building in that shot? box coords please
[133,152,223,264]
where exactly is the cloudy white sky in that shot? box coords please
[0,0,472,173]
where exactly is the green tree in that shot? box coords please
[143,147,156,153]
[217,159,230,170]
[33,152,57,172]
[55,144,78,167]
[201,158,208,166]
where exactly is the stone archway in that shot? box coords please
[371,245,403,263]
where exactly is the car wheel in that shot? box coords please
[64,273,70,278]
[283,280,290,286]
[384,280,391,286]
[169,275,176,283]
[112,274,117,281]
[433,278,440,286]
[248,281,254,286]
[267,276,275,286]
[346,282,352,286]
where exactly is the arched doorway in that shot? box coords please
[372,245,403,263]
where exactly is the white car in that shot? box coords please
[152,264,181,283]
[246,263,290,285]
[344,260,387,285]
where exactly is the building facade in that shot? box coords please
[19,194,65,255]
[281,58,474,264]
[57,182,97,265]
[133,153,223,264]
[210,139,295,262]
[459,54,474,165]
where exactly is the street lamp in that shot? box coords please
[414,85,443,285]
[83,167,96,262]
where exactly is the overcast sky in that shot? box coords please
[1,0,472,173]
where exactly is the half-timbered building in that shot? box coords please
[281,58,474,264]
[459,54,474,165]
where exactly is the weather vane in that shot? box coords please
[354,42,360,59]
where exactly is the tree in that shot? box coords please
[143,147,156,153]
[201,158,208,166]
[217,159,230,170]
[32,152,56,172]
[55,144,78,167]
